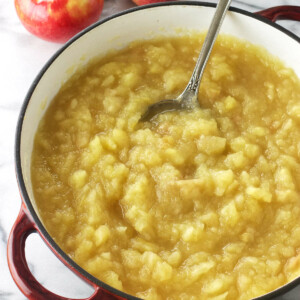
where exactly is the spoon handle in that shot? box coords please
[179,0,232,107]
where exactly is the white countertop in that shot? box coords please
[0,0,300,299]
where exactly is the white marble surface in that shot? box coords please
[0,0,300,299]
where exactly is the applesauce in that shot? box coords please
[31,33,300,300]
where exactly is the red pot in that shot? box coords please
[8,2,300,299]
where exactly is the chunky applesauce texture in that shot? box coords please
[31,33,300,300]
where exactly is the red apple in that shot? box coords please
[132,0,173,5]
[15,0,104,43]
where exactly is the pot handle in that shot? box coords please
[256,6,300,22]
[7,206,119,300]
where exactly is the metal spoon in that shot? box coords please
[140,0,232,122]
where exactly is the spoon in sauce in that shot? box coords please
[140,0,232,122]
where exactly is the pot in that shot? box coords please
[8,2,300,300]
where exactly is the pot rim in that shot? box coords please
[15,1,300,299]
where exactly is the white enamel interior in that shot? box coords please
[20,2,300,244]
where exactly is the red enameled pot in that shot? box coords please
[7,2,300,300]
